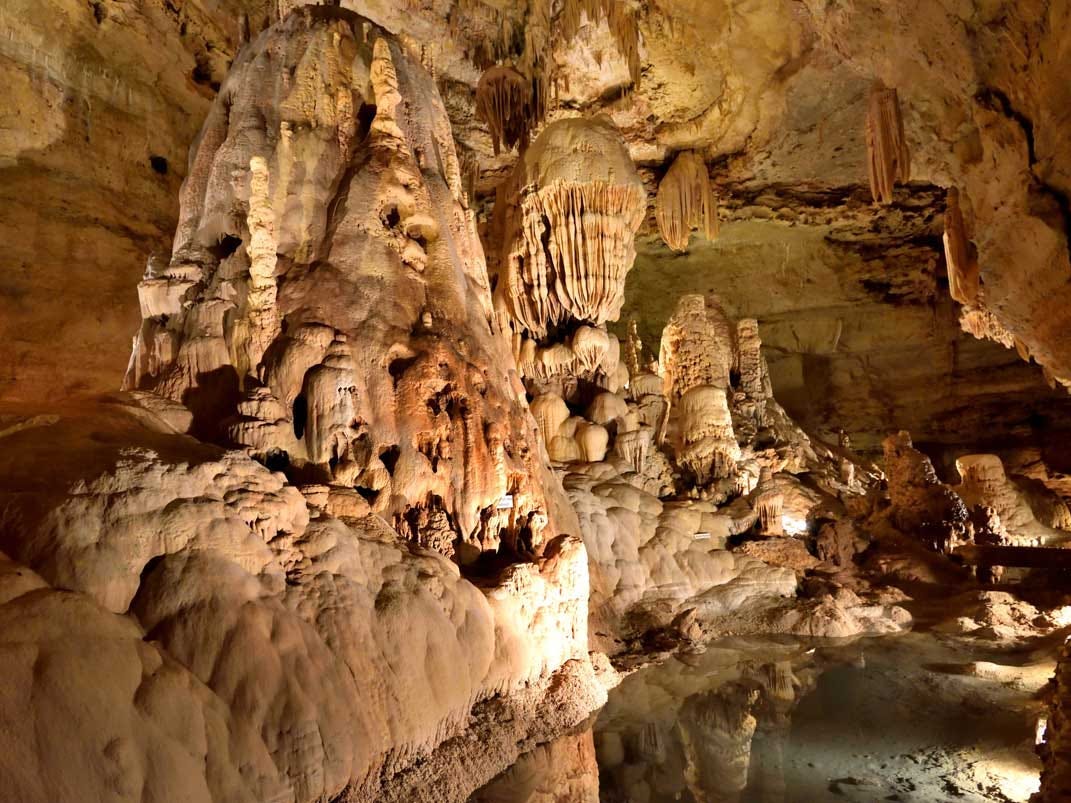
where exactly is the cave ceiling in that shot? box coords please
[2,0,1069,456]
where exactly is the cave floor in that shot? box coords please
[474,625,1059,803]
[777,633,1049,803]
[596,632,1053,803]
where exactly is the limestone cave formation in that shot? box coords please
[3,2,1071,802]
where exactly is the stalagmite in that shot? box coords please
[733,318,769,437]
[752,471,786,536]
[624,318,650,379]
[660,294,735,399]
[576,422,609,462]
[9,3,1062,803]
[531,392,571,448]
[943,187,979,305]
[303,339,359,468]
[475,65,535,155]
[882,431,969,552]
[231,155,281,383]
[613,426,652,473]
[655,150,719,253]
[123,9,578,558]
[865,82,910,205]
[677,385,741,485]
[954,454,1068,547]
[549,432,583,463]
[586,391,629,428]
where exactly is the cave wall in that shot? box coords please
[0,0,277,400]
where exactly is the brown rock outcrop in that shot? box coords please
[882,430,969,552]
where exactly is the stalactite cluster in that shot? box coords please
[491,117,646,342]
[865,82,910,205]
[655,150,719,253]
[447,0,524,70]
[559,0,642,87]
[475,65,536,154]
[472,0,641,157]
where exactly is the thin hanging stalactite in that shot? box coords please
[865,82,911,205]
[655,150,719,253]
[474,0,643,156]
[942,187,980,305]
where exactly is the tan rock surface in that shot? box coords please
[0,394,595,802]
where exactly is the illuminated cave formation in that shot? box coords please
[655,150,719,253]
[3,2,1071,802]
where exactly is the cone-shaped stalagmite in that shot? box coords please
[655,150,719,253]
[865,82,911,205]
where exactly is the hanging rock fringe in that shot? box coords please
[655,150,718,252]
[476,65,537,154]
[447,0,523,70]
[475,0,641,158]
[942,187,979,305]
[560,0,641,87]
[865,83,910,205]
[506,180,647,337]
[517,0,553,126]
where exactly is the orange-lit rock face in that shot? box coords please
[124,7,575,560]
[0,14,599,802]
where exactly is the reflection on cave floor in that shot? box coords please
[473,632,1053,803]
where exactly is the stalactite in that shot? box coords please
[447,0,523,70]
[942,186,979,305]
[469,0,642,162]
[655,150,718,253]
[865,82,910,205]
[475,64,535,155]
[571,325,610,373]
[610,426,649,474]
[515,0,552,131]
[512,180,646,334]
[492,118,646,341]
[559,0,641,87]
